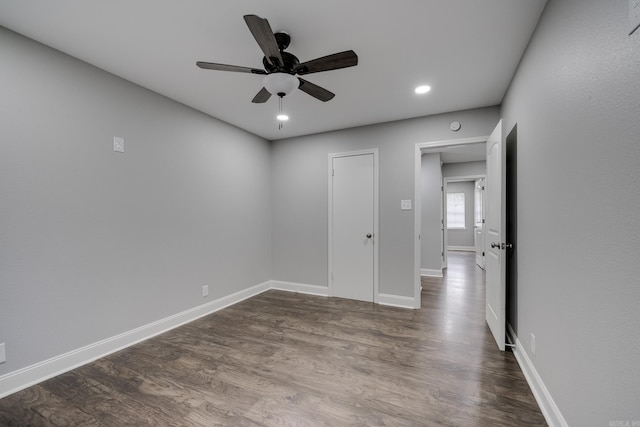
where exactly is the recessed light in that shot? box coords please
[415,85,431,94]
[276,114,289,121]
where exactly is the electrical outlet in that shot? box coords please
[202,285,209,298]
[113,136,125,153]
[0,343,6,364]
[631,0,640,35]
[530,333,536,356]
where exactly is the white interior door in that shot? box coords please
[474,178,486,269]
[330,153,375,302]
[485,120,506,351]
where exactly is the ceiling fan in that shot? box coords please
[196,14,358,104]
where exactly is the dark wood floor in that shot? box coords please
[0,252,546,426]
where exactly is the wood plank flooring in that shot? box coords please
[0,252,546,426]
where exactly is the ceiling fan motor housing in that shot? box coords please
[263,50,299,74]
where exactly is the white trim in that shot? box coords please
[1,278,423,400]
[420,268,443,278]
[269,280,329,297]
[418,136,490,151]
[507,324,568,427]
[444,174,487,182]
[447,245,475,252]
[378,293,417,309]
[328,149,379,303]
[0,281,271,399]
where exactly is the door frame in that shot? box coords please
[414,136,489,309]
[328,148,379,302]
[442,175,486,258]
[474,177,487,270]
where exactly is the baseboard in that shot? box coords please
[1,280,413,399]
[507,324,568,427]
[269,280,329,297]
[421,268,443,278]
[0,281,271,399]
[378,293,418,309]
[447,246,475,252]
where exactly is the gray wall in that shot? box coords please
[420,153,442,271]
[445,181,475,248]
[272,108,500,297]
[501,0,640,424]
[0,28,272,376]
[442,160,486,178]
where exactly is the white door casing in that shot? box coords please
[485,120,506,351]
[414,136,489,309]
[475,178,486,269]
[328,150,378,303]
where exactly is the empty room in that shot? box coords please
[1,1,639,426]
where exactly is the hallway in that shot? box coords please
[419,251,545,424]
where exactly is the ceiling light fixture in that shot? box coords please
[262,73,299,130]
[263,73,299,98]
[415,85,431,94]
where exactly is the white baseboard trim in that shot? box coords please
[269,280,329,297]
[421,268,443,278]
[378,293,418,309]
[1,280,415,399]
[507,324,568,427]
[447,246,475,252]
[0,281,271,399]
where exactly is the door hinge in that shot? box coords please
[482,251,485,256]
[332,169,335,176]
[441,186,444,192]
[482,186,485,191]
[482,218,485,224]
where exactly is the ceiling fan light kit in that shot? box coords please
[263,73,299,97]
[196,14,358,127]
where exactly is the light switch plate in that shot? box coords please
[401,200,412,211]
[113,136,125,153]
[631,0,640,35]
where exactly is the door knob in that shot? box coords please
[366,233,372,238]
[490,242,500,248]
[502,243,513,250]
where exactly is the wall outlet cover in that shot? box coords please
[530,333,536,356]
[113,137,125,153]
[401,200,412,211]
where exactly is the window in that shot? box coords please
[447,192,466,229]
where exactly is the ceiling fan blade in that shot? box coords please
[295,50,358,75]
[252,87,272,103]
[196,62,266,74]
[298,78,335,102]
[243,15,283,67]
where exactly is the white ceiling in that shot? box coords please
[0,0,547,141]
[433,143,487,164]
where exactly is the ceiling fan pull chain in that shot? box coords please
[278,96,283,130]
